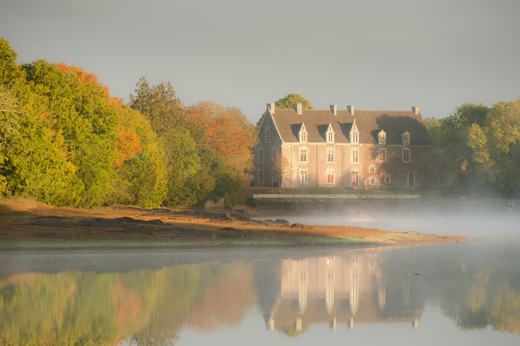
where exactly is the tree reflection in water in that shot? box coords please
[0,262,255,345]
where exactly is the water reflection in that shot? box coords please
[0,261,256,345]
[1,241,519,345]
[265,251,422,336]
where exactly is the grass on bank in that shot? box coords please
[250,188,459,199]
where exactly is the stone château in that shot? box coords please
[254,103,434,190]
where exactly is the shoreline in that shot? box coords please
[0,199,472,252]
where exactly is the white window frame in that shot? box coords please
[327,131,335,143]
[351,170,359,188]
[258,149,264,163]
[379,131,386,145]
[402,131,410,146]
[384,174,391,183]
[258,169,264,184]
[300,169,308,183]
[326,170,335,184]
[300,131,307,143]
[351,132,359,144]
[300,149,308,162]
[378,148,387,162]
[352,150,359,163]
[402,148,411,163]
[368,165,375,173]
[326,149,335,163]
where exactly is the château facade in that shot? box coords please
[254,103,434,190]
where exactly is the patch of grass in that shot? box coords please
[299,236,366,244]
[218,239,290,245]
[0,240,199,248]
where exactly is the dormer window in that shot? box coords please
[326,123,335,143]
[402,131,410,146]
[299,123,308,143]
[350,119,359,144]
[379,130,386,145]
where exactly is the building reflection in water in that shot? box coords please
[265,252,421,332]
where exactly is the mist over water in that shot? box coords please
[1,207,520,345]
[259,207,520,239]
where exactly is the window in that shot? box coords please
[300,131,307,143]
[300,149,307,162]
[379,130,386,145]
[351,171,358,188]
[351,132,358,144]
[326,149,335,162]
[265,128,270,143]
[272,169,278,187]
[258,170,264,184]
[258,149,264,163]
[300,169,308,183]
[369,166,375,173]
[352,150,359,163]
[384,174,391,183]
[369,177,376,185]
[327,170,334,183]
[327,132,334,143]
[402,131,410,145]
[378,148,386,162]
[402,148,411,163]
[272,148,277,162]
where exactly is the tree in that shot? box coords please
[275,93,313,110]
[130,78,201,206]
[257,93,313,127]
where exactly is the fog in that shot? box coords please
[256,205,520,240]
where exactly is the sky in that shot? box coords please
[1,0,519,123]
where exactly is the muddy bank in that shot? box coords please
[0,199,471,251]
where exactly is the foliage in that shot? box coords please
[275,93,313,110]
[1,39,254,208]
[430,99,520,197]
[130,78,201,206]
[257,93,313,127]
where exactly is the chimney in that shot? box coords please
[293,103,302,115]
[330,104,337,115]
[266,103,275,114]
[347,105,354,115]
[412,106,419,115]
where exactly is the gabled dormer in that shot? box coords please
[350,119,359,144]
[326,123,335,143]
[402,131,410,146]
[378,130,386,145]
[299,123,308,143]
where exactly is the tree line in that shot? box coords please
[425,98,520,197]
[0,38,257,208]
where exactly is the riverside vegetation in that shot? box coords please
[0,38,256,209]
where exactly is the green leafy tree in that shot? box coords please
[130,78,201,206]
[0,40,78,203]
[257,93,313,127]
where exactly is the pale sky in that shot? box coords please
[1,0,519,123]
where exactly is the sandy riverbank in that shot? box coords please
[0,198,471,252]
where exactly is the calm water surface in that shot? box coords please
[1,212,519,345]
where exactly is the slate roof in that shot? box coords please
[270,108,432,145]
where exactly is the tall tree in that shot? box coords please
[130,78,200,206]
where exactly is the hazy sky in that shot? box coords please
[1,0,519,123]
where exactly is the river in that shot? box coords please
[0,211,519,345]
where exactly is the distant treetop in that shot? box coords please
[275,93,313,110]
